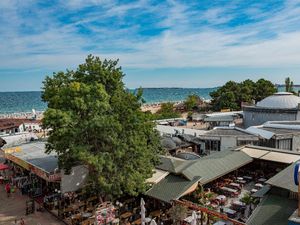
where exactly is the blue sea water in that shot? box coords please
[0,86,298,114]
[0,88,217,114]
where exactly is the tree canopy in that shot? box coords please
[154,102,181,119]
[285,77,294,93]
[184,94,204,111]
[210,79,277,111]
[42,55,162,198]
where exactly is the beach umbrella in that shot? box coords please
[141,198,146,225]
[191,211,197,225]
[150,219,157,225]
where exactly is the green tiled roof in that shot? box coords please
[147,151,253,203]
[157,156,193,174]
[181,151,253,183]
[145,174,201,203]
[251,184,271,198]
[266,163,297,193]
[247,194,297,225]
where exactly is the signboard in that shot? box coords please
[4,147,22,154]
[5,153,61,182]
[5,153,30,170]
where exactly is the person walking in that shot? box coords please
[19,218,25,225]
[5,182,11,198]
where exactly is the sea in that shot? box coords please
[0,86,299,114]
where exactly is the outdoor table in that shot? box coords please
[251,189,258,193]
[237,180,246,184]
[120,211,133,219]
[132,217,151,225]
[223,208,237,218]
[258,178,267,183]
[216,195,226,201]
[87,196,98,202]
[232,201,245,207]
[255,183,264,188]
[237,177,243,180]
[243,176,253,180]
[82,212,93,218]
[150,210,161,218]
[71,213,82,221]
[229,183,241,189]
[221,187,237,193]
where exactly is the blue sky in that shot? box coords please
[1,0,300,91]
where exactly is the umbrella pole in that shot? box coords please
[298,172,300,217]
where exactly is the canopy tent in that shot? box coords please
[0,163,9,170]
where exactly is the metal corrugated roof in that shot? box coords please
[251,184,271,198]
[157,156,191,174]
[204,115,234,122]
[6,141,58,173]
[61,165,89,193]
[246,194,297,225]
[146,169,170,184]
[266,163,297,193]
[145,174,201,203]
[181,151,253,184]
[205,128,255,136]
[156,125,208,136]
[246,126,274,139]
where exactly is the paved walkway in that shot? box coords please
[0,184,64,225]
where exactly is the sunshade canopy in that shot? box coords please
[0,163,9,170]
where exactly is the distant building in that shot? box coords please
[243,92,300,128]
[0,119,42,135]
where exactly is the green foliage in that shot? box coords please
[240,193,253,205]
[42,55,162,198]
[184,94,202,111]
[285,77,294,93]
[210,79,276,111]
[169,204,188,224]
[154,102,181,119]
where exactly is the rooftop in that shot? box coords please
[266,162,297,193]
[247,194,297,225]
[256,92,300,109]
[204,127,255,136]
[2,141,58,173]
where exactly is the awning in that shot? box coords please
[4,142,60,182]
[240,147,269,159]
[260,152,300,164]
[0,163,9,170]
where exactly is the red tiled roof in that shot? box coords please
[0,119,41,130]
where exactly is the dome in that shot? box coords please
[256,92,300,109]
[161,137,176,150]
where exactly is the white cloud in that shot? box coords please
[1,0,300,75]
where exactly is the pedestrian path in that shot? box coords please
[0,184,64,225]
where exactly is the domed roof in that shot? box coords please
[161,137,176,150]
[256,92,300,109]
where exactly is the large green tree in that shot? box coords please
[42,55,162,198]
[210,79,276,111]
